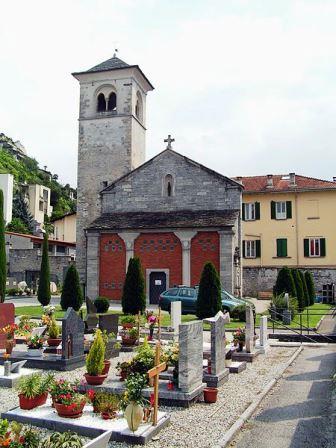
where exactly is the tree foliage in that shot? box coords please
[121,257,146,315]
[299,270,309,307]
[305,271,316,306]
[291,269,305,311]
[37,232,51,306]
[6,217,30,234]
[60,264,83,311]
[12,192,34,233]
[273,267,297,298]
[0,190,6,303]
[196,262,222,319]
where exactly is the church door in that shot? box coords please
[149,271,167,304]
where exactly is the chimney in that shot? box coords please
[235,176,242,183]
[266,174,273,188]
[333,177,336,182]
[289,172,296,186]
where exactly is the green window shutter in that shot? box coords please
[277,238,288,257]
[242,204,246,221]
[271,201,276,219]
[304,238,309,257]
[320,238,326,257]
[282,239,288,257]
[255,202,260,220]
[242,240,246,258]
[255,240,261,258]
[276,239,281,257]
[286,201,292,219]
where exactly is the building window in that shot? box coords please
[242,202,260,221]
[163,174,174,197]
[271,201,292,220]
[56,245,66,255]
[304,237,326,257]
[276,238,288,257]
[39,200,44,212]
[107,92,117,111]
[97,93,106,112]
[43,189,48,201]
[243,240,261,258]
[276,201,286,219]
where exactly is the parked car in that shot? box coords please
[159,285,254,315]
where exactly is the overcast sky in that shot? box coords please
[1,0,336,187]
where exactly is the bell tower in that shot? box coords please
[72,54,154,286]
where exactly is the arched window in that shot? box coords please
[164,174,174,197]
[135,91,143,121]
[97,93,106,112]
[107,92,117,111]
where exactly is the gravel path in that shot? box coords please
[0,347,297,447]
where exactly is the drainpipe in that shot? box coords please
[295,193,299,267]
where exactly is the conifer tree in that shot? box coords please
[299,270,309,307]
[60,264,83,311]
[196,262,222,319]
[292,269,305,311]
[0,190,6,303]
[121,257,146,314]
[37,232,51,306]
[273,267,297,298]
[305,271,316,306]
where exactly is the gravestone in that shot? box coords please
[0,303,15,349]
[99,314,119,336]
[178,320,204,393]
[62,308,85,359]
[259,316,269,353]
[245,305,255,353]
[85,297,98,332]
[86,296,97,314]
[11,360,27,374]
[170,301,181,337]
[31,326,47,338]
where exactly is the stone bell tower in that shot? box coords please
[72,54,154,287]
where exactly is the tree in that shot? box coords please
[196,262,222,319]
[12,192,34,233]
[291,269,305,311]
[121,257,146,314]
[37,232,51,306]
[60,264,83,311]
[6,217,30,234]
[0,190,6,303]
[273,267,297,298]
[299,270,309,307]
[305,271,316,306]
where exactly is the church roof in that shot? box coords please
[87,209,239,231]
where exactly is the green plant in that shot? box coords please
[20,427,40,448]
[86,329,105,376]
[299,270,309,307]
[37,232,51,306]
[121,257,146,314]
[291,269,305,311]
[273,267,297,298]
[96,393,120,415]
[48,319,60,339]
[120,315,136,325]
[196,262,221,319]
[124,373,148,407]
[0,190,6,303]
[130,338,155,376]
[230,305,247,322]
[305,271,316,306]
[232,327,245,342]
[128,327,139,339]
[60,265,83,311]
[6,288,19,296]
[271,294,298,319]
[39,372,55,394]
[43,431,83,448]
[17,373,42,398]
[27,335,43,349]
[94,297,110,313]
[116,361,133,377]
[114,341,121,350]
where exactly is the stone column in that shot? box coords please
[174,231,197,286]
[118,232,140,270]
[86,232,100,300]
[219,230,235,294]
[259,316,268,349]
[245,305,255,353]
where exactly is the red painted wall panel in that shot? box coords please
[190,231,220,286]
[99,234,126,300]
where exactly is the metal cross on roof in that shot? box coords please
[164,134,175,150]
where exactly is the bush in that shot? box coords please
[86,329,105,376]
[37,232,51,306]
[271,294,298,319]
[48,319,60,339]
[291,269,305,311]
[94,297,110,313]
[121,257,146,315]
[299,270,309,307]
[6,288,19,296]
[60,265,83,311]
[273,267,297,298]
[196,262,221,319]
[0,190,6,303]
[230,305,247,322]
[305,271,316,306]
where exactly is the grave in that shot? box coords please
[256,316,269,354]
[225,347,247,374]
[99,314,119,336]
[170,301,181,340]
[0,303,15,349]
[0,360,38,387]
[85,297,98,332]
[203,311,230,387]
[232,305,261,363]
[2,401,170,445]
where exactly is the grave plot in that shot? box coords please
[231,305,262,363]
[0,360,37,388]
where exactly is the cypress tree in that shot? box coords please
[121,257,146,314]
[292,269,305,311]
[60,264,83,311]
[305,271,316,306]
[0,190,6,303]
[273,267,297,298]
[37,232,51,306]
[299,270,309,307]
[196,262,221,319]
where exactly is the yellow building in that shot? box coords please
[52,212,76,243]
[236,173,336,296]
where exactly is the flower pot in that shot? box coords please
[85,373,108,386]
[122,323,134,330]
[102,360,111,375]
[54,401,86,418]
[27,348,43,357]
[101,411,116,420]
[203,387,218,403]
[47,338,61,347]
[121,336,137,346]
[124,402,143,431]
[5,339,14,355]
[19,394,44,410]
[36,392,48,406]
[119,371,128,381]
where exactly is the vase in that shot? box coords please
[121,336,137,346]
[124,402,143,431]
[54,401,86,418]
[85,373,108,385]
[203,387,218,403]
[237,341,244,352]
[47,338,61,347]
[19,394,46,410]
[5,339,14,355]
[102,360,111,375]
[148,327,154,341]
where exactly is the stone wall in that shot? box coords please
[243,266,336,297]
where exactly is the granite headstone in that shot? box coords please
[62,308,85,359]
[178,320,203,393]
[99,314,119,336]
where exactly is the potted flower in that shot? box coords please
[116,361,132,381]
[17,373,52,410]
[121,327,138,346]
[51,378,86,418]
[0,323,18,354]
[120,315,136,329]
[122,373,148,431]
[84,329,107,385]
[96,393,120,420]
[47,318,61,347]
[27,335,44,356]
[0,419,41,447]
[145,311,157,341]
[232,328,245,351]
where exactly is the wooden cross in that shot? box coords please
[164,134,175,150]
[147,342,166,425]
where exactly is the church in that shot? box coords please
[72,55,243,304]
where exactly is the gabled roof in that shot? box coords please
[102,148,243,193]
[235,174,336,193]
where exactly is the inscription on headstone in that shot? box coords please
[62,308,85,359]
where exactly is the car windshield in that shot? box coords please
[166,288,179,296]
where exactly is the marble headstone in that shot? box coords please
[10,360,27,374]
[170,301,181,333]
[204,311,230,375]
[62,308,85,359]
[178,320,203,393]
[245,305,255,353]
[99,314,119,336]
[86,297,97,314]
[259,316,268,348]
[0,303,15,349]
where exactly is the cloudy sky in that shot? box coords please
[1,0,336,187]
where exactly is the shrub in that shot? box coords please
[291,269,305,311]
[121,257,146,315]
[94,297,110,313]
[230,305,247,322]
[299,270,309,307]
[273,267,297,298]
[305,271,316,306]
[196,262,221,319]
[120,315,136,325]
[271,294,298,319]
[48,319,60,339]
[0,190,6,303]
[37,232,51,306]
[43,432,83,448]
[60,265,83,311]
[86,329,105,376]
[6,288,19,296]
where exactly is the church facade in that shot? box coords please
[73,55,243,303]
